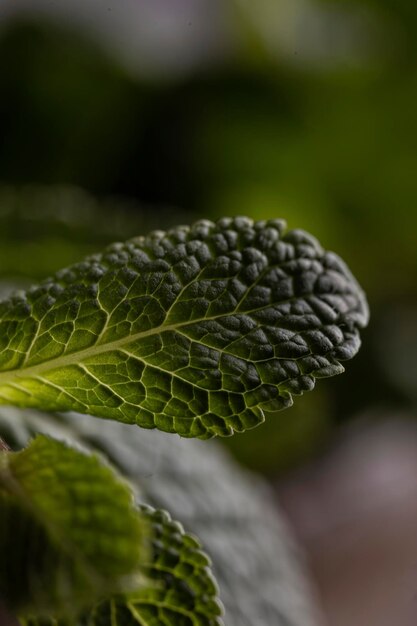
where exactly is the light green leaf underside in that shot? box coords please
[0,217,369,438]
[0,435,146,617]
[22,506,224,626]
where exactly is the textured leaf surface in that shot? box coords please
[0,217,368,437]
[1,408,321,626]
[22,505,224,626]
[0,435,146,617]
[90,506,223,626]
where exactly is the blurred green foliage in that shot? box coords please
[0,3,415,474]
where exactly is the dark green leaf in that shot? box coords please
[0,217,369,437]
[1,407,320,626]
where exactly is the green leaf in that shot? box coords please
[0,217,369,438]
[0,435,147,618]
[91,506,224,626]
[22,506,224,626]
[0,408,322,626]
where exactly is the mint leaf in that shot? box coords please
[91,506,224,626]
[0,217,369,437]
[22,506,224,626]
[0,435,147,618]
[2,408,320,626]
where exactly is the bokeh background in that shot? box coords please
[0,2,416,624]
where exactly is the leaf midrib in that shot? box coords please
[0,295,301,387]
[0,287,340,390]
[0,318,183,387]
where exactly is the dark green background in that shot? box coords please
[0,1,415,475]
